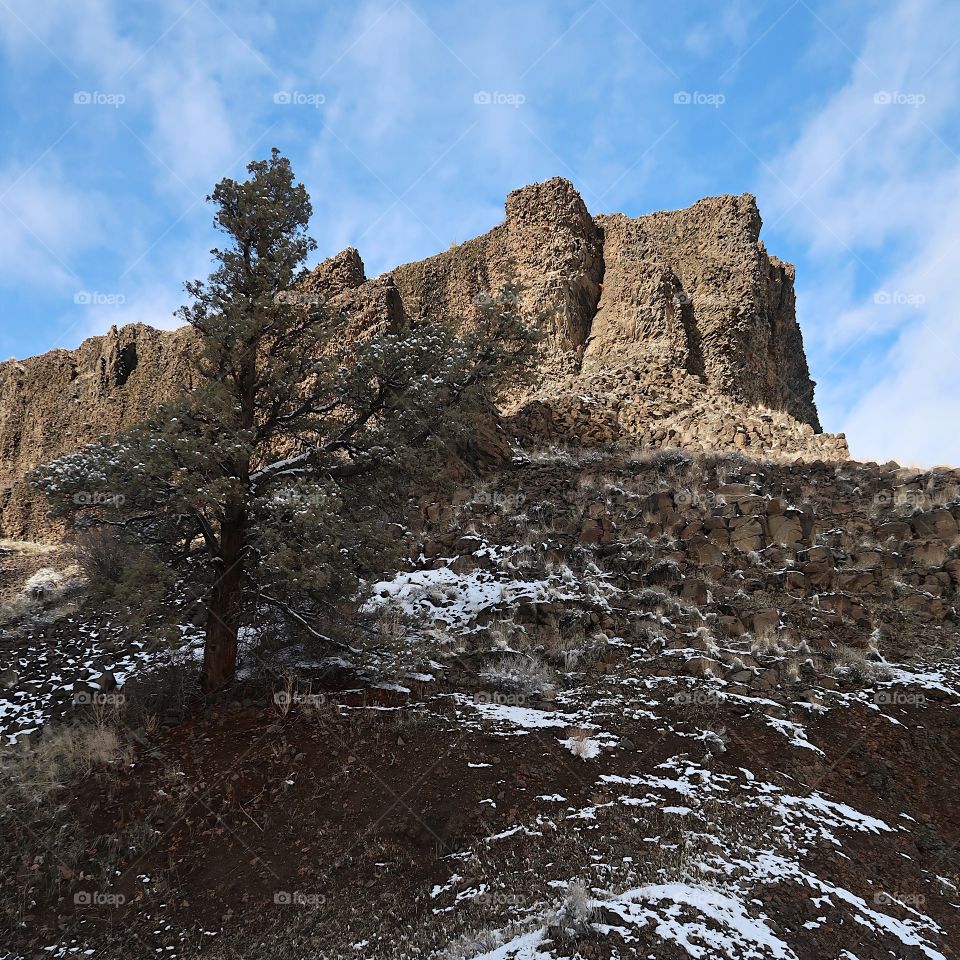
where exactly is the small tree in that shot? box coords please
[33,150,536,692]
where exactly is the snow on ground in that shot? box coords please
[774,793,894,838]
[0,616,205,745]
[427,748,950,960]
[597,882,799,959]
[470,700,574,730]
[363,559,618,629]
[4,541,960,959]
[761,715,825,754]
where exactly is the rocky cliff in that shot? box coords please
[0,178,847,540]
[0,324,195,540]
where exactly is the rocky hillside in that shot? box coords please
[0,179,848,541]
[2,448,958,958]
[0,169,956,954]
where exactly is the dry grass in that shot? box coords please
[0,539,59,554]
[829,645,893,683]
[749,623,786,657]
[0,564,81,626]
[480,654,553,697]
[2,721,128,804]
[0,716,132,922]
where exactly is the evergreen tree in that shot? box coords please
[33,150,536,692]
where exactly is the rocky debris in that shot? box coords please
[506,364,848,459]
[1,448,959,957]
[1,179,851,540]
[399,450,960,702]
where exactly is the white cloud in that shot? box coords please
[137,62,241,190]
[761,0,960,466]
[0,165,108,289]
[685,2,757,57]
[73,282,186,341]
[0,0,269,345]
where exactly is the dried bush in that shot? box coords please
[72,527,133,588]
[480,654,553,696]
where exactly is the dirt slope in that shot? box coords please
[2,448,958,959]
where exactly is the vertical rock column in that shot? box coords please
[504,177,604,375]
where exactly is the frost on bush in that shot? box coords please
[831,645,893,683]
[0,566,81,626]
[563,728,601,760]
[480,655,553,696]
[550,879,597,941]
[562,879,594,924]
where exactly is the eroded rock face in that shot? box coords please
[0,178,847,540]
[0,324,196,539]
[587,196,819,429]
[300,248,407,345]
[390,177,604,379]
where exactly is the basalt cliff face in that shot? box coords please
[0,178,847,540]
[0,325,196,541]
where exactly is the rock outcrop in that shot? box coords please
[587,196,819,430]
[390,178,604,381]
[0,178,848,540]
[0,324,195,539]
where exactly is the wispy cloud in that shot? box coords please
[0,163,106,288]
[0,0,956,464]
[759,0,960,465]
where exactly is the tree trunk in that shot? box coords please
[201,510,246,693]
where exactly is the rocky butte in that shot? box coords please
[0,177,848,540]
[6,180,960,960]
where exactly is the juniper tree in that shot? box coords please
[33,150,536,692]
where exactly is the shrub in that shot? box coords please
[0,719,132,925]
[0,565,80,626]
[831,646,893,682]
[72,527,133,587]
[121,661,199,727]
[480,655,553,696]
[551,878,597,941]
[564,730,601,760]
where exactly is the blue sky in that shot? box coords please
[0,0,957,465]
